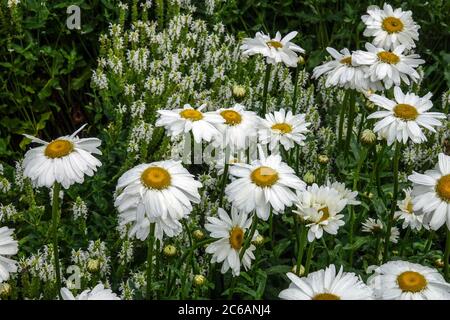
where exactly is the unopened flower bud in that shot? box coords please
[361,129,376,146]
[252,234,264,246]
[193,274,206,287]
[291,265,305,276]
[87,259,100,273]
[163,245,177,257]
[0,283,11,298]
[193,229,205,241]
[297,56,305,66]
[435,258,444,268]
[232,85,246,100]
[317,154,329,165]
[303,171,315,184]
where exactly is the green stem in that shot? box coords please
[51,183,62,299]
[424,231,434,252]
[304,240,315,275]
[444,229,450,281]
[383,142,401,262]
[292,66,299,113]
[399,228,411,257]
[218,161,229,208]
[146,223,155,300]
[296,223,307,276]
[344,90,356,154]
[261,64,272,116]
[338,91,349,148]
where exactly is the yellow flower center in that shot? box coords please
[382,17,404,34]
[406,201,414,214]
[393,104,419,121]
[220,110,242,126]
[44,140,74,158]
[271,122,293,134]
[397,271,427,292]
[179,109,203,121]
[141,167,171,190]
[266,40,283,49]
[377,51,400,64]
[312,293,341,300]
[436,174,450,202]
[229,226,244,250]
[340,56,352,65]
[250,166,279,187]
[318,207,330,223]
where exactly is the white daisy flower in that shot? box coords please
[213,104,259,151]
[367,87,445,146]
[114,160,202,240]
[61,283,120,300]
[394,188,428,231]
[408,153,450,230]
[279,264,374,300]
[205,207,257,277]
[156,104,224,143]
[240,31,305,67]
[368,260,450,300]
[23,124,102,189]
[353,43,424,89]
[361,218,399,243]
[0,226,18,282]
[312,47,382,91]
[362,3,420,50]
[326,180,361,205]
[258,108,310,151]
[225,152,305,221]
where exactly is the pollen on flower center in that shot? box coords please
[312,293,340,300]
[382,16,404,34]
[220,110,242,125]
[340,56,352,65]
[180,109,203,121]
[318,207,330,222]
[377,51,400,64]
[44,140,74,158]
[271,122,293,134]
[250,166,279,187]
[141,166,171,190]
[266,40,283,49]
[436,174,450,202]
[229,226,244,250]
[406,201,414,213]
[397,271,427,292]
[393,104,419,121]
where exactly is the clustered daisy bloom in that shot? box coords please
[115,160,202,240]
[61,283,120,300]
[408,153,450,230]
[0,226,18,282]
[258,108,310,151]
[240,31,305,67]
[394,188,428,231]
[368,260,450,300]
[279,264,374,300]
[361,218,400,243]
[362,3,420,50]
[367,87,445,146]
[156,104,223,143]
[205,207,257,276]
[294,183,348,242]
[226,152,305,220]
[23,124,102,189]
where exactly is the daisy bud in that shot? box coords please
[252,234,264,246]
[317,155,329,165]
[291,264,305,276]
[193,274,206,287]
[232,85,246,101]
[434,258,444,268]
[87,259,100,273]
[163,245,177,257]
[297,56,305,66]
[361,129,376,146]
[303,171,315,184]
[0,283,11,298]
[193,229,205,241]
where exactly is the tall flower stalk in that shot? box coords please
[51,182,62,298]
